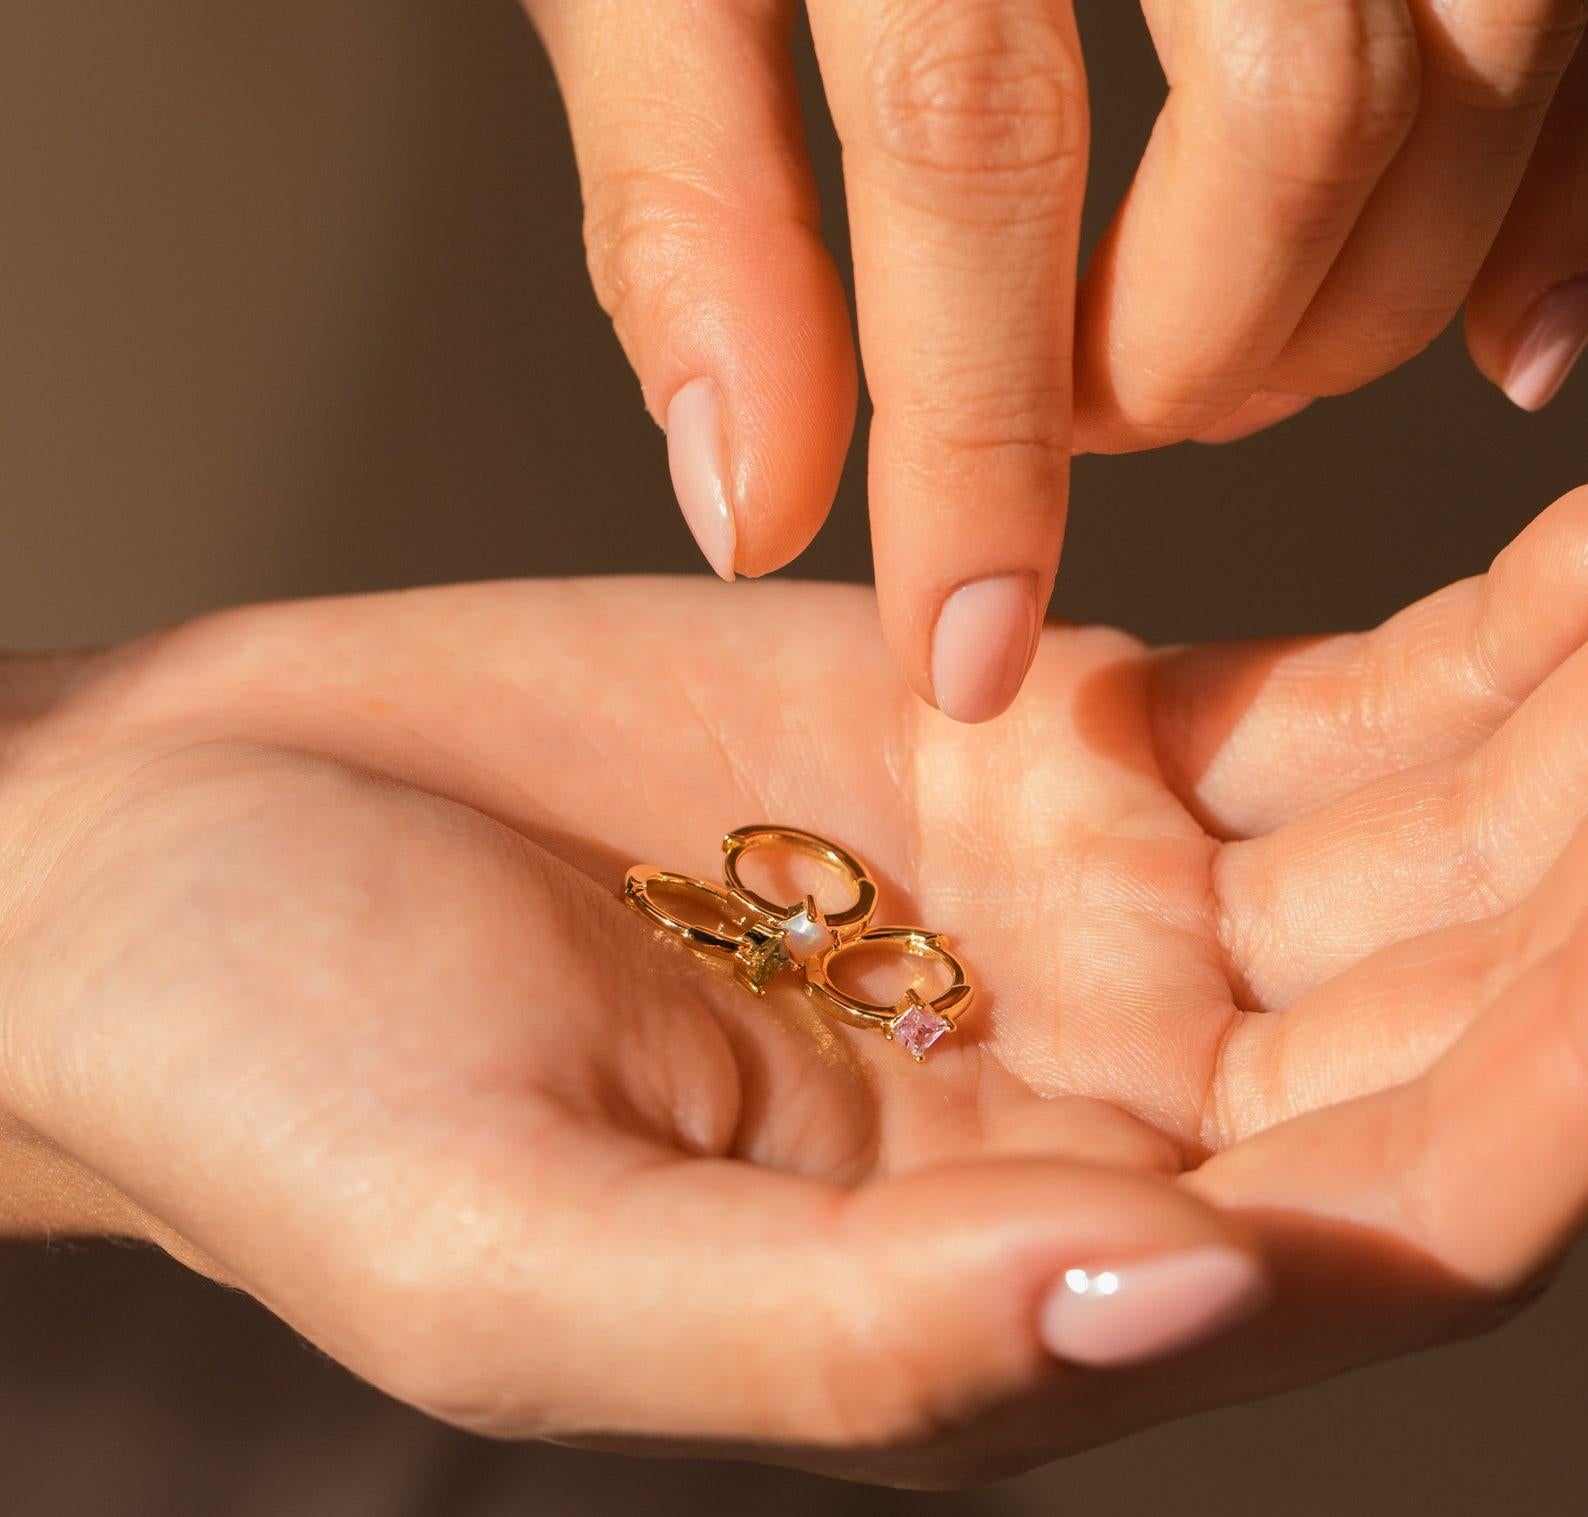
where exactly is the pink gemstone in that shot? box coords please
[892,1003,950,1060]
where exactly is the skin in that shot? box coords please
[4,485,1588,1486]
[524,0,1588,716]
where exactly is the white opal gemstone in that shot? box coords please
[780,907,830,962]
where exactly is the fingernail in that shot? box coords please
[930,573,1039,724]
[1503,277,1588,412]
[1040,1247,1267,1367]
[1193,390,1314,445]
[665,377,736,581]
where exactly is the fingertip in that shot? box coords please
[1039,1245,1270,1367]
[1462,35,1588,414]
[728,249,860,578]
[838,1162,1264,1407]
[654,238,856,581]
[666,377,737,581]
[1488,277,1588,413]
[928,573,1042,724]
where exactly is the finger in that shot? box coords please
[805,0,1085,722]
[1214,820,1588,1142]
[527,0,857,578]
[1467,29,1588,410]
[1266,0,1587,398]
[1149,483,1588,838]
[1073,0,1420,452]
[342,1150,1265,1469]
[1189,389,1316,446]
[1218,630,1588,1008]
[1197,915,1588,1297]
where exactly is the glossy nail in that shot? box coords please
[930,573,1039,724]
[1193,390,1314,445]
[666,377,736,581]
[1503,277,1588,412]
[1040,1247,1267,1367]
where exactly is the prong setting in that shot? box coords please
[889,988,953,1061]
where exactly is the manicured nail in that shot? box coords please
[666,377,736,581]
[1040,1247,1267,1367]
[1193,390,1314,445]
[1503,277,1588,412]
[930,573,1039,724]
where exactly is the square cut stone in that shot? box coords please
[736,926,790,994]
[891,1000,950,1060]
[779,902,832,963]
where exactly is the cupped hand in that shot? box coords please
[522,0,1588,720]
[5,486,1588,1485]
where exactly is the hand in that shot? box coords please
[520,0,1588,721]
[5,486,1588,1485]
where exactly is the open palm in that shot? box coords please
[5,488,1588,1487]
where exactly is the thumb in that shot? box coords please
[527,0,856,579]
[328,1144,1266,1470]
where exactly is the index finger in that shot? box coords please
[807,0,1086,722]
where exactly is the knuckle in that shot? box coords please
[1107,381,1259,442]
[894,366,1069,481]
[1216,1,1420,184]
[580,171,706,334]
[350,1231,556,1439]
[383,1350,532,1441]
[1446,756,1510,918]
[1299,302,1457,389]
[762,1211,959,1452]
[1275,290,1461,394]
[800,1315,950,1451]
[863,0,1087,185]
[1428,0,1588,114]
[1512,487,1588,601]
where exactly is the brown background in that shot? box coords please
[1,2,1584,1512]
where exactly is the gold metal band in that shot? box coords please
[720,824,878,938]
[623,867,747,959]
[803,926,973,1059]
[623,864,829,997]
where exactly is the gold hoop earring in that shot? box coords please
[804,926,973,1061]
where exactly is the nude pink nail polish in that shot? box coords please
[930,574,1039,724]
[1503,277,1588,412]
[1039,1247,1267,1367]
[666,377,736,581]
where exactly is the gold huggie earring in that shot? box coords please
[804,926,974,1061]
[624,825,878,996]
[719,824,879,993]
[622,865,792,995]
[623,867,751,961]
